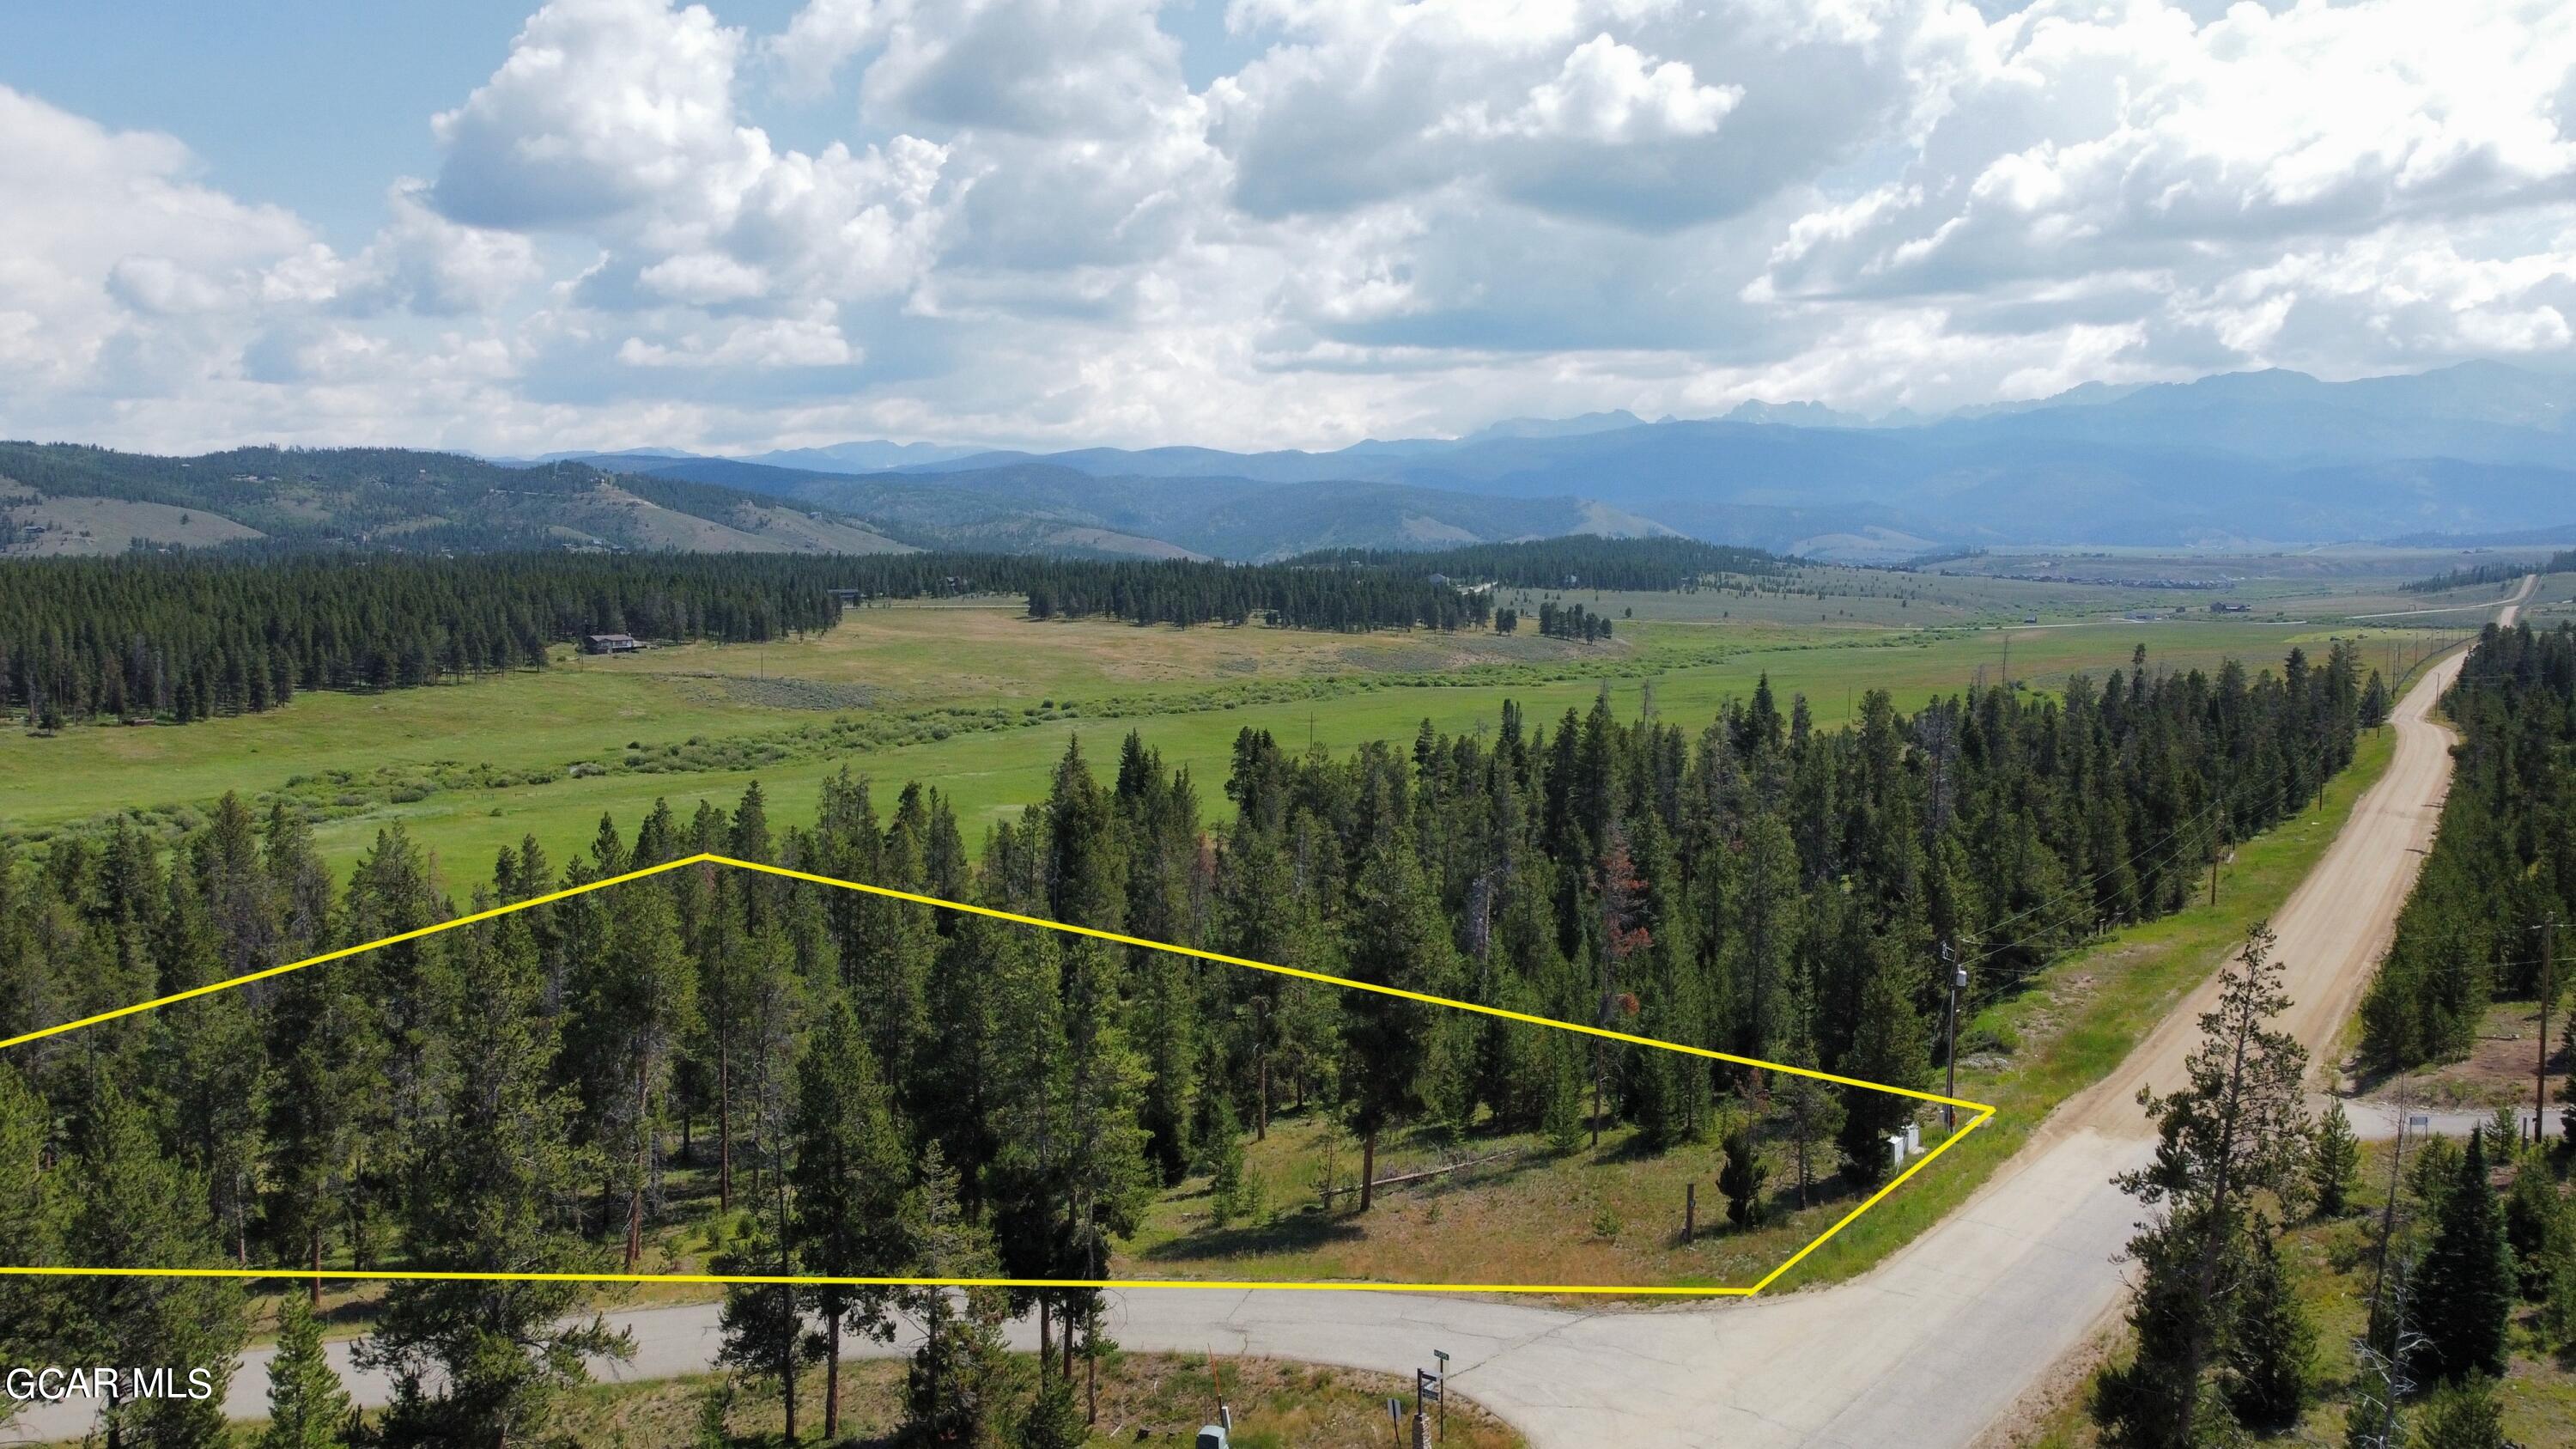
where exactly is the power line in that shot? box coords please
[1959,795,2232,974]
[1957,805,2259,1016]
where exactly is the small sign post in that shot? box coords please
[1432,1351,1450,1440]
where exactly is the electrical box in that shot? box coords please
[1198,1428,1230,1449]
[1887,1133,1905,1168]
[1904,1122,1921,1154]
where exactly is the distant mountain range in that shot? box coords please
[10,362,2575,563]
[524,360,2576,558]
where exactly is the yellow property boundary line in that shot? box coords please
[0,852,1995,1298]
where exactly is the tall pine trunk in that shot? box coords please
[1361,1129,1377,1212]
[625,1057,647,1269]
[823,1314,841,1437]
[777,1177,798,1445]
[779,1318,799,1445]
[923,1289,946,1427]
[716,1045,732,1211]
[2174,1022,2256,1432]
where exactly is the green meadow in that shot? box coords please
[2,591,2423,888]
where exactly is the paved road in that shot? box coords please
[9,580,2528,1448]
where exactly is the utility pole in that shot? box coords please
[2537,913,2560,1145]
[1940,940,1965,1131]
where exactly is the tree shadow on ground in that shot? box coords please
[1136,1209,1367,1264]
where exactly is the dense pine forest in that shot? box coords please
[0,542,1625,728]
[2401,553,2576,594]
[2360,621,2576,1074]
[0,639,2366,1445]
[1285,537,1784,590]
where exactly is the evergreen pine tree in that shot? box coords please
[358,911,629,1446]
[258,1296,354,1449]
[1834,935,1929,1187]
[1541,1032,1586,1156]
[2095,925,2312,1446]
[905,1146,1012,1447]
[0,1065,60,1437]
[1057,936,1153,1414]
[2360,670,2392,729]
[60,1084,246,1449]
[2415,1131,2513,1383]
[2221,1221,2314,1432]
[1205,1090,1254,1228]
[714,1223,812,1445]
[789,998,916,1440]
[1339,833,1455,1210]
[1718,1117,1769,1228]
[1020,1369,1086,1449]
[601,882,699,1269]
[2312,1099,2362,1217]
[1133,950,1200,1186]
[2411,1375,2506,1449]
[1777,1034,1844,1209]
[2500,1153,2567,1300]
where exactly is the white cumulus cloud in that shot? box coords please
[3,0,2575,453]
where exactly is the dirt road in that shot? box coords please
[5,581,2527,1448]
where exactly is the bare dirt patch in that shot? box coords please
[2348,1000,2568,1110]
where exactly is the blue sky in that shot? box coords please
[3,0,2572,457]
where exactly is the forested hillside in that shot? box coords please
[632,455,1671,560]
[1285,536,1783,589]
[2360,621,2576,1068]
[0,639,2366,1443]
[0,442,908,557]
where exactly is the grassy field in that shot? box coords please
[1,595,2404,889]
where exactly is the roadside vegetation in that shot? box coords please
[2357,622,2576,1123]
[2026,1108,2576,1449]
[2008,620,2576,1449]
